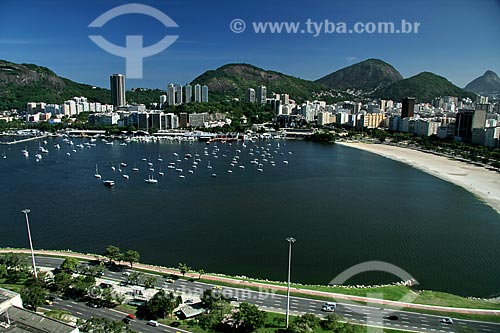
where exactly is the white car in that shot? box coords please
[147,320,159,327]
[321,302,336,312]
[440,317,453,324]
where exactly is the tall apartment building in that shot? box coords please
[110,74,126,107]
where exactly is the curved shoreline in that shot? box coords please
[1,248,499,316]
[337,142,500,216]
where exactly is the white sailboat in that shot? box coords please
[144,174,158,184]
[94,165,101,178]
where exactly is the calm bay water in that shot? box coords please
[0,137,499,297]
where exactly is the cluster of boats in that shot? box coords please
[98,141,292,187]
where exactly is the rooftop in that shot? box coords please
[0,306,78,333]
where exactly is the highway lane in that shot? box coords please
[46,297,185,333]
[35,256,500,333]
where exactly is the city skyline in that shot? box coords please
[0,0,499,90]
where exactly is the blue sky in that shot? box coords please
[0,0,499,90]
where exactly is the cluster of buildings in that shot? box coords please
[247,83,499,148]
[162,83,209,107]
[88,108,231,130]
[109,74,209,108]
[23,74,214,128]
[25,97,114,123]
[18,74,500,147]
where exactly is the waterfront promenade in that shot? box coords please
[1,248,499,316]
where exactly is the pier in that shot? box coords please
[0,135,49,145]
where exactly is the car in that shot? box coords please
[440,317,454,324]
[322,305,335,312]
[44,299,53,305]
[228,296,239,301]
[123,271,131,276]
[126,314,136,319]
[86,302,99,308]
[165,278,175,283]
[211,286,222,291]
[147,320,159,327]
[321,302,336,312]
[122,318,131,325]
[384,315,399,320]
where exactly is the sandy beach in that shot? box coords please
[337,142,500,216]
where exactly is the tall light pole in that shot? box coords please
[285,237,296,328]
[21,209,37,279]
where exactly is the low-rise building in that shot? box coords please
[0,288,79,333]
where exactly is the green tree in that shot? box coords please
[321,313,342,331]
[144,275,158,289]
[127,272,143,285]
[100,288,125,308]
[197,268,205,279]
[77,317,137,333]
[201,288,227,310]
[53,271,73,292]
[21,279,47,311]
[123,250,140,268]
[60,257,79,273]
[144,290,180,319]
[177,262,190,276]
[71,275,96,298]
[198,311,223,331]
[103,245,121,264]
[289,313,320,333]
[231,302,267,332]
[0,264,7,279]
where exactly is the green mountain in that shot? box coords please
[464,70,500,95]
[376,72,476,102]
[0,60,165,111]
[190,63,328,102]
[0,60,111,110]
[316,58,403,91]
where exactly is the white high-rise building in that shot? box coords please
[247,88,256,103]
[194,84,202,102]
[175,85,183,105]
[159,95,167,107]
[257,85,267,104]
[202,85,208,103]
[185,84,192,103]
[281,94,289,105]
[167,83,176,106]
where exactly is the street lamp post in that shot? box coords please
[285,237,296,329]
[21,209,37,279]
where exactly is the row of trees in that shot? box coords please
[103,245,140,267]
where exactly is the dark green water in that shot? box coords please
[0,138,499,297]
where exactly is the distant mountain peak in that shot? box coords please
[316,58,403,91]
[377,71,475,102]
[191,63,327,102]
[464,70,500,95]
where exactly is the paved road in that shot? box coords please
[36,256,499,333]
